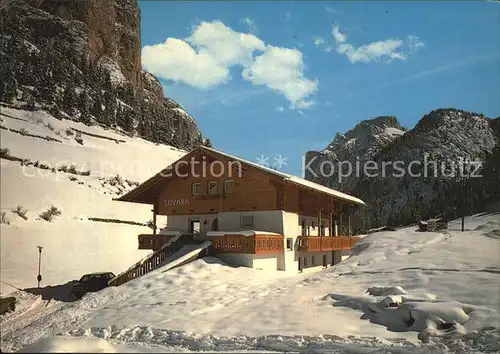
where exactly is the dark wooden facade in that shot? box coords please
[118,147,364,253]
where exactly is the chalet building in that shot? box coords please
[117,146,365,273]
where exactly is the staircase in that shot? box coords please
[109,234,207,286]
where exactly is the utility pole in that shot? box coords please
[459,158,472,232]
[37,246,43,288]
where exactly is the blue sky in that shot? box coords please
[139,1,500,176]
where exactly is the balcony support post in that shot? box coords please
[152,202,157,236]
[318,197,322,237]
[339,206,343,237]
[347,205,351,236]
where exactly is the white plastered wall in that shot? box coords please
[165,214,218,236]
[298,215,333,236]
[298,251,334,273]
[217,210,283,233]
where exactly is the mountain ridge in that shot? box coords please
[305,108,500,230]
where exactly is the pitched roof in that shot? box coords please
[201,147,366,206]
[117,146,366,206]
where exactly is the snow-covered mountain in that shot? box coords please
[305,109,500,230]
[0,0,210,150]
[306,116,406,192]
[0,107,185,294]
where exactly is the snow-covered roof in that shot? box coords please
[200,146,366,206]
[206,230,283,237]
[117,146,366,206]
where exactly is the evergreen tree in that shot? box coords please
[78,89,91,124]
[102,90,116,126]
[124,108,136,135]
[0,78,5,103]
[38,80,56,105]
[3,75,18,103]
[49,103,62,120]
[25,92,36,111]
[117,106,135,134]
[91,94,103,122]
[62,81,77,116]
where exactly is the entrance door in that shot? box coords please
[298,257,302,272]
[211,218,218,231]
[323,254,327,268]
[189,219,201,234]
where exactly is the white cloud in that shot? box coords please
[326,6,342,15]
[141,38,230,89]
[332,25,347,44]
[242,46,318,109]
[284,12,291,22]
[187,21,266,67]
[142,21,265,89]
[314,35,334,53]
[314,37,325,47]
[330,24,424,63]
[275,106,285,112]
[142,20,317,109]
[294,99,316,109]
[406,35,425,54]
[240,17,258,34]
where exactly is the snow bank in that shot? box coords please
[17,336,118,353]
[18,336,118,353]
[326,286,498,344]
[1,195,498,353]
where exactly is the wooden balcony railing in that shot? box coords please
[297,236,360,252]
[211,234,284,255]
[138,234,173,251]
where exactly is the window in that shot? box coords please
[286,238,293,251]
[304,256,308,266]
[207,181,218,196]
[224,179,235,193]
[240,215,255,229]
[191,182,201,196]
[312,221,315,229]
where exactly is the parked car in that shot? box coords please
[70,272,116,299]
[0,296,16,315]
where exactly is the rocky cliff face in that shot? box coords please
[305,116,406,191]
[0,0,208,150]
[305,109,500,230]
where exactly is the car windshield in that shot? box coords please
[79,275,90,283]
[87,273,114,281]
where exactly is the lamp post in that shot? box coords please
[37,246,43,288]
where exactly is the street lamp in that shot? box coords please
[37,246,43,288]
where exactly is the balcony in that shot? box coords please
[297,236,360,252]
[211,234,284,254]
[138,234,174,251]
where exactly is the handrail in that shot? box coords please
[110,234,199,286]
[138,234,173,250]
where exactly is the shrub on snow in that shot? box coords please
[13,205,28,220]
[39,206,62,222]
